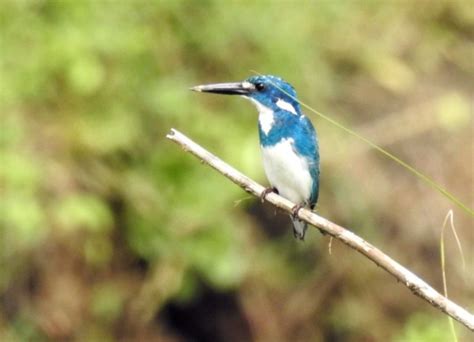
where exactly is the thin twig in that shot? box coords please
[166,128,474,331]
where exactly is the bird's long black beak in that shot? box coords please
[190,81,255,95]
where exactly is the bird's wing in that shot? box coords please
[293,115,320,207]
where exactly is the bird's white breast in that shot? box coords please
[261,138,312,205]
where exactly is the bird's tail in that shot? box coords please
[291,217,308,241]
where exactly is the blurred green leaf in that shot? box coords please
[53,193,112,233]
[67,54,104,95]
[91,283,125,324]
[436,93,470,131]
[395,313,455,342]
[1,194,46,249]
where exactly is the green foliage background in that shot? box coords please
[1,0,472,340]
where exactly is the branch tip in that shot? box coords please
[166,128,177,140]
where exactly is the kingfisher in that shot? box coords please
[191,75,319,240]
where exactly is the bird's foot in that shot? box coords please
[291,203,304,219]
[260,187,278,203]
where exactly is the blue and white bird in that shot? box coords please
[192,75,320,240]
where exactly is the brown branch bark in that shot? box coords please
[166,128,474,331]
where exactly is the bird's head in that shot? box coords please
[192,75,301,115]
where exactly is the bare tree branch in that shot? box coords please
[166,128,474,331]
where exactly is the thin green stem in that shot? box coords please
[440,210,459,342]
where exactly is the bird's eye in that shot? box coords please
[255,82,265,91]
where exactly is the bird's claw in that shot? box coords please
[260,187,278,203]
[291,204,304,219]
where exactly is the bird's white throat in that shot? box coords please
[244,97,298,135]
[245,98,274,135]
